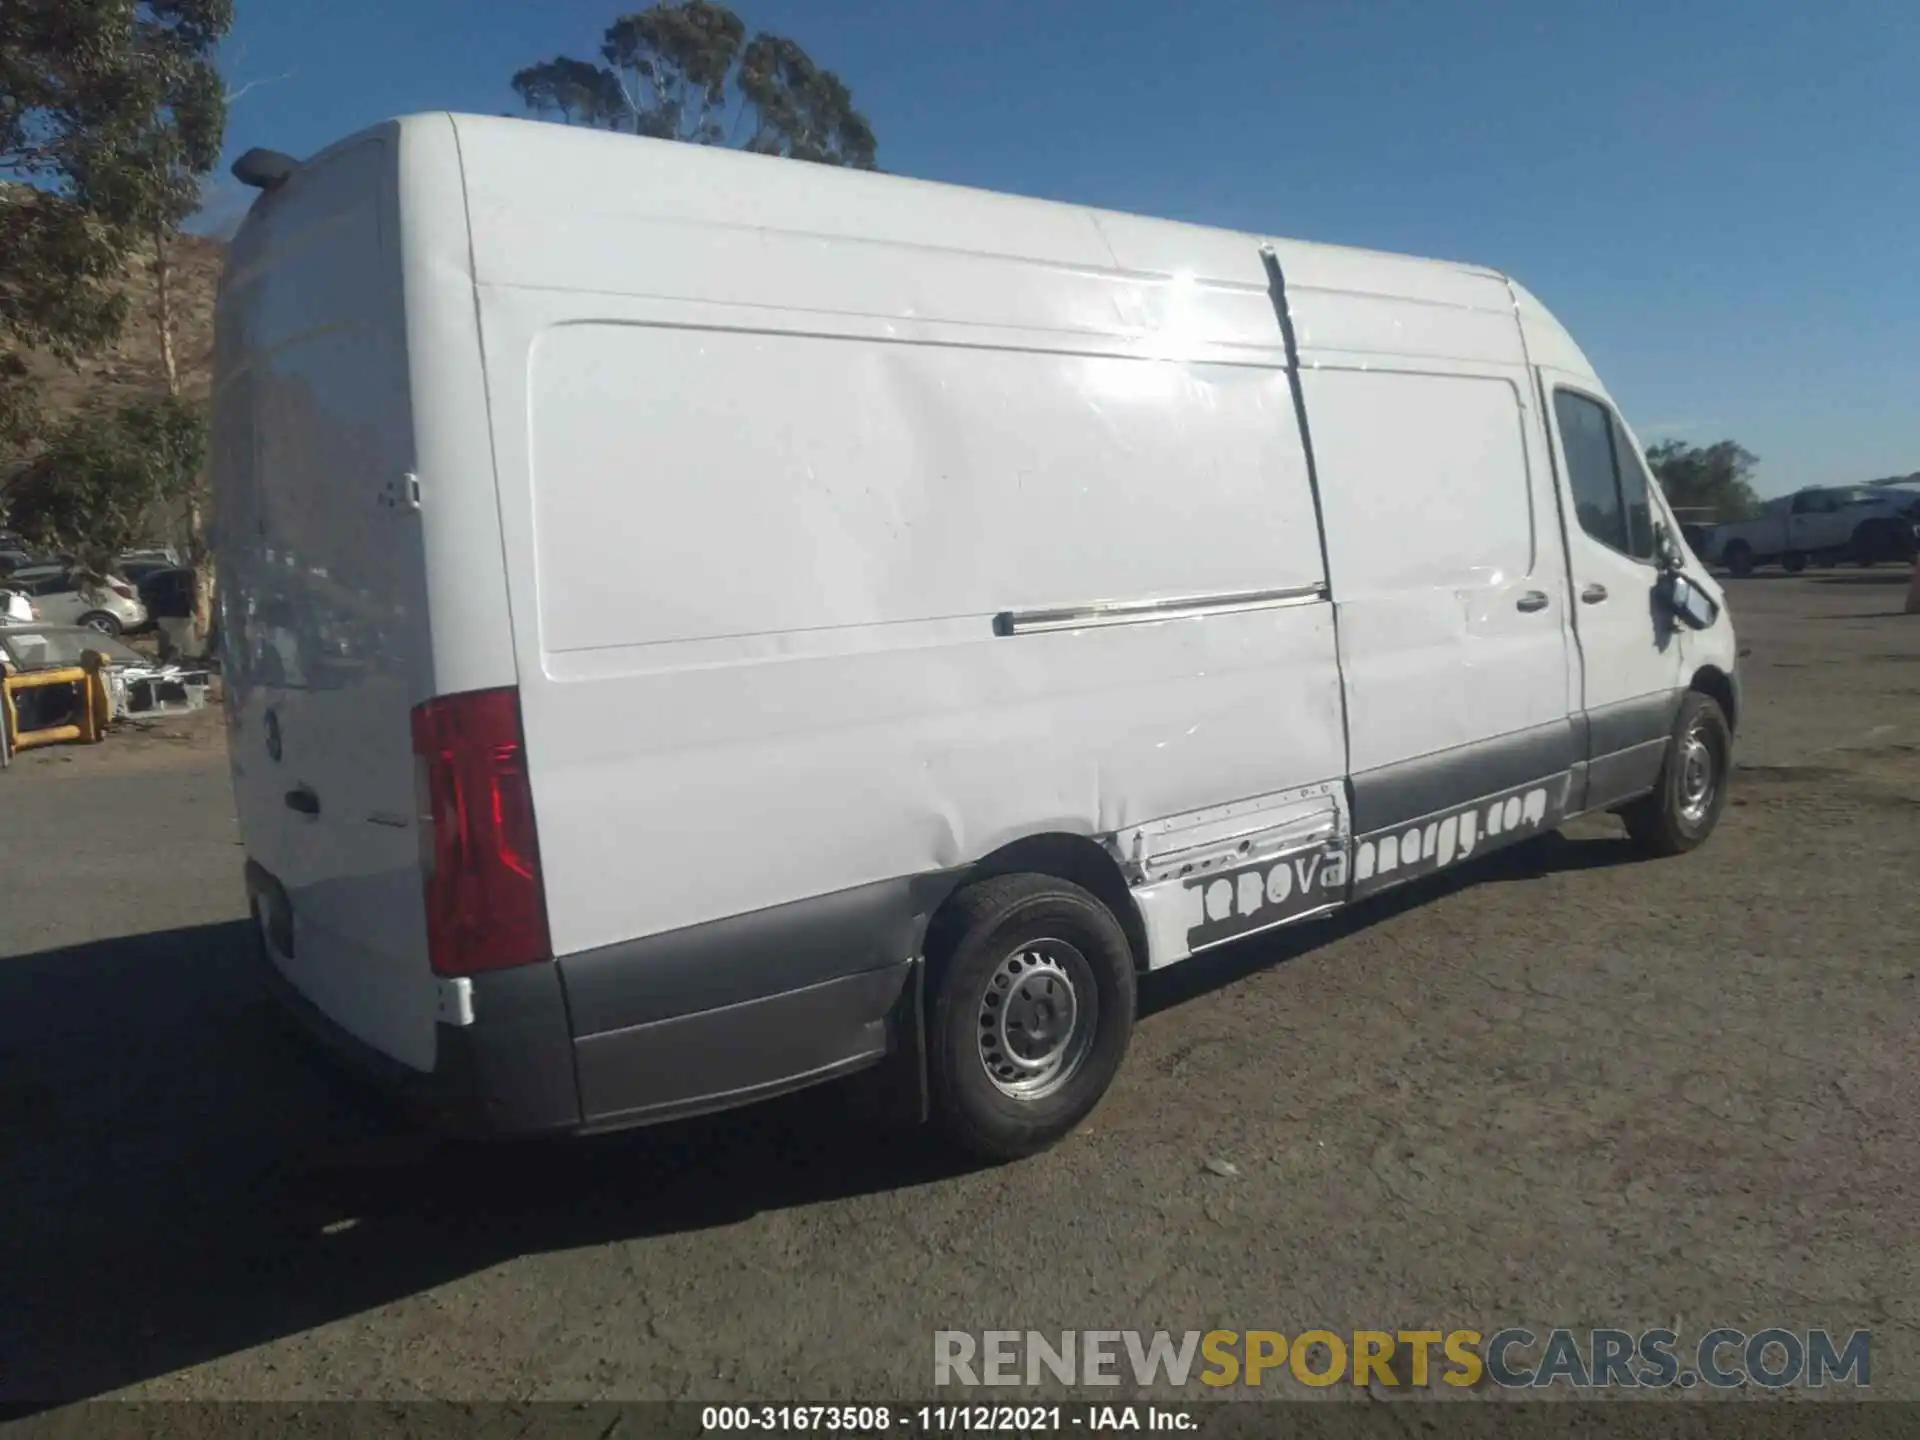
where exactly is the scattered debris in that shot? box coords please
[1203,1157,1240,1179]
[2,623,208,722]
[104,660,210,720]
[2,623,216,763]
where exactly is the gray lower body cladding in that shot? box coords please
[1348,718,1580,837]
[250,866,955,1139]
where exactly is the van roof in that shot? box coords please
[294,112,1498,278]
[247,111,1597,380]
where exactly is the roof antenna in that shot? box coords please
[231,148,298,191]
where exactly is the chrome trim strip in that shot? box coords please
[993,583,1329,637]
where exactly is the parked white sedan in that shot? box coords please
[2,566,148,634]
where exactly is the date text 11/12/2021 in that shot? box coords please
[701,1405,1194,1432]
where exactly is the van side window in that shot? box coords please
[1610,416,1657,561]
[1790,490,1834,515]
[1553,391,1628,553]
[1553,390,1657,564]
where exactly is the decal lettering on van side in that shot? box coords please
[1184,842,1349,952]
[1349,778,1566,899]
[1178,775,1569,952]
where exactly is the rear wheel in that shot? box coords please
[924,873,1136,1162]
[78,610,122,636]
[1724,541,1754,578]
[1622,691,1732,857]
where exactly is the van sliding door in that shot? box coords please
[1303,365,1581,896]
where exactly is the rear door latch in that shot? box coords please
[379,472,422,513]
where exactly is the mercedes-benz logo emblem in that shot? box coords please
[264,709,282,763]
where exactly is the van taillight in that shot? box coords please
[409,687,550,977]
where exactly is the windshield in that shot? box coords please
[0,626,148,671]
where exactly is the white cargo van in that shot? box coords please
[214,114,1740,1160]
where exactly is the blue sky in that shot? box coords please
[204,0,1918,494]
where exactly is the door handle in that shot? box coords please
[1581,583,1609,604]
[1516,590,1549,613]
[284,785,321,816]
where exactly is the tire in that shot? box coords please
[78,610,122,636]
[924,873,1136,1162]
[1782,551,1807,574]
[1622,691,1733,857]
[1724,541,1754,578]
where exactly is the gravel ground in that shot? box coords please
[1,572,1915,1410]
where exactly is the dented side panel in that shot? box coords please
[1124,782,1348,967]
[468,239,1347,962]
[445,116,1624,992]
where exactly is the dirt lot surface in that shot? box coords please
[2,573,1915,1412]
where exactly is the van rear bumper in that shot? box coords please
[247,864,928,1138]
[249,913,585,1137]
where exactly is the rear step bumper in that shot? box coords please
[245,863,925,1139]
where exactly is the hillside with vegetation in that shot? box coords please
[20,233,225,426]
[2,229,225,578]
[2,0,235,659]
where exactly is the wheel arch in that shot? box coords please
[871,830,1151,1133]
[930,830,1149,974]
[1689,664,1738,734]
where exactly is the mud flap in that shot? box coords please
[840,956,930,1130]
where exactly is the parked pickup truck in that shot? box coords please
[1700,485,1920,576]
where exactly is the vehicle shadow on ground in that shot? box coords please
[0,830,1638,1406]
[0,917,977,1407]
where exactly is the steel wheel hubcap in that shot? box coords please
[976,939,1097,1100]
[1678,723,1717,823]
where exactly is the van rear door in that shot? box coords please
[213,130,442,1071]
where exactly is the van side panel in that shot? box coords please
[531,328,1317,654]
[1305,367,1577,784]
[454,123,1347,992]
[506,300,1341,960]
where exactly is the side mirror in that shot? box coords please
[1659,571,1719,631]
